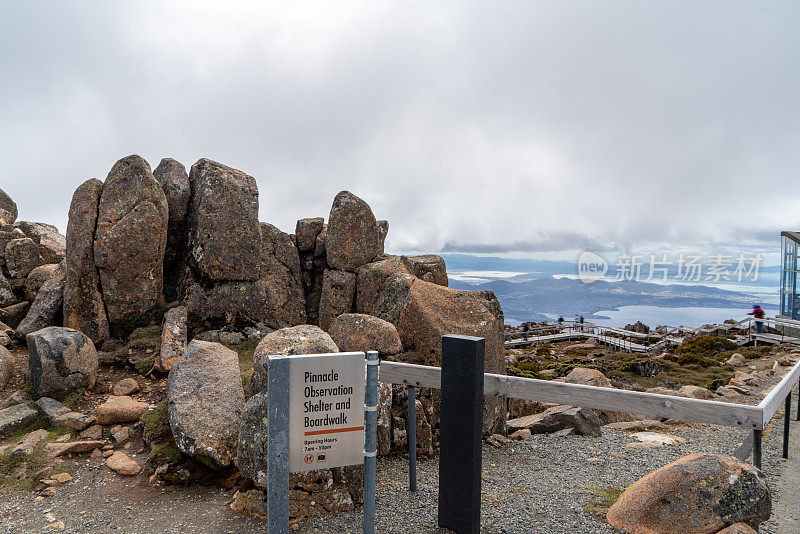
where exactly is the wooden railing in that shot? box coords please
[379,357,800,468]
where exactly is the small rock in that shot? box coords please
[50,472,73,484]
[106,451,141,476]
[35,397,70,422]
[629,432,687,446]
[90,448,102,459]
[725,353,747,367]
[112,378,140,396]
[0,404,39,438]
[717,523,758,534]
[549,428,575,437]
[39,487,56,497]
[52,411,95,431]
[509,428,531,441]
[79,424,103,440]
[110,425,129,444]
[605,420,669,431]
[102,450,113,458]
[95,396,149,425]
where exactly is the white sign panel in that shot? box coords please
[288,352,366,472]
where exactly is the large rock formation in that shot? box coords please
[185,159,261,281]
[153,158,190,298]
[182,159,264,334]
[25,327,98,399]
[607,453,771,533]
[93,155,168,334]
[167,340,245,468]
[259,222,306,328]
[0,188,17,226]
[325,191,381,272]
[64,178,109,343]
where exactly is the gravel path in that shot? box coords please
[1,368,797,533]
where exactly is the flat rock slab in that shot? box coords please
[44,440,105,457]
[10,428,50,457]
[0,404,39,437]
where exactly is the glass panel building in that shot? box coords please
[780,231,800,320]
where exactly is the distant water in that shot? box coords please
[561,305,780,329]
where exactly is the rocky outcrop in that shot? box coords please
[259,222,305,328]
[354,256,415,315]
[14,222,66,264]
[250,325,339,394]
[607,453,771,533]
[93,155,168,334]
[167,340,245,468]
[328,313,402,355]
[16,261,66,337]
[64,178,109,343]
[0,188,17,226]
[25,327,98,399]
[5,237,42,278]
[325,191,381,272]
[156,305,187,372]
[403,255,448,286]
[153,158,190,298]
[182,159,265,334]
[318,269,356,331]
[185,159,261,281]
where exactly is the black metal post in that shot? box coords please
[784,391,791,459]
[754,429,763,469]
[408,385,417,492]
[438,335,485,534]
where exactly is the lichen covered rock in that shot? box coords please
[25,327,98,399]
[167,340,245,468]
[64,178,109,343]
[325,191,381,272]
[93,155,168,334]
[607,453,771,533]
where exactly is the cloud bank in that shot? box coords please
[1,1,798,255]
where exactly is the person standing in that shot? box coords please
[748,304,765,334]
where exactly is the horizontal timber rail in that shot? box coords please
[379,360,762,429]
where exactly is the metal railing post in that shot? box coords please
[363,351,379,534]
[407,385,417,492]
[784,391,792,459]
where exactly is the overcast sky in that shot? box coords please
[1,1,798,259]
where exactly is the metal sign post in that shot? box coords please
[266,351,377,533]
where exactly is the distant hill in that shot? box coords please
[449,275,774,323]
